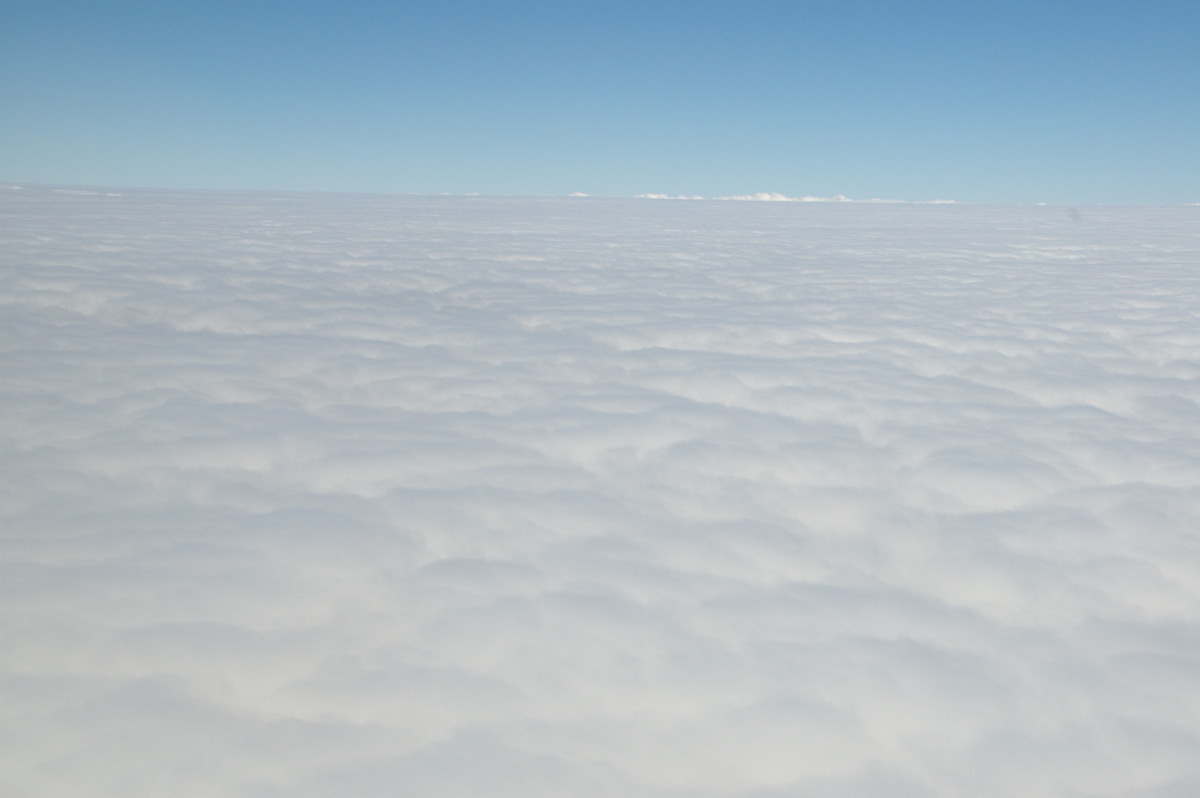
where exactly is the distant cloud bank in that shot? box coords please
[636,190,957,203]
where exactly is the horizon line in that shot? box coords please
[6,182,1199,206]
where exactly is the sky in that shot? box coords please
[1,0,1197,203]
[4,187,1200,796]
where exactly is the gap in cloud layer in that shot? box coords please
[2,187,1200,797]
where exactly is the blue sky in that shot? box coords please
[2,0,1197,202]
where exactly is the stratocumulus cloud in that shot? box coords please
[2,188,1200,797]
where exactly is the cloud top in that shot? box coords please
[2,187,1198,797]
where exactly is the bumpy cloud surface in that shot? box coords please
[3,188,1200,797]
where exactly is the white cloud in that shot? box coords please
[715,191,848,201]
[2,187,1199,797]
[713,192,957,204]
[635,192,958,203]
[634,193,704,200]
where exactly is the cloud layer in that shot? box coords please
[3,188,1200,797]
[635,191,957,203]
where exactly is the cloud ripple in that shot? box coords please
[3,189,1200,797]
